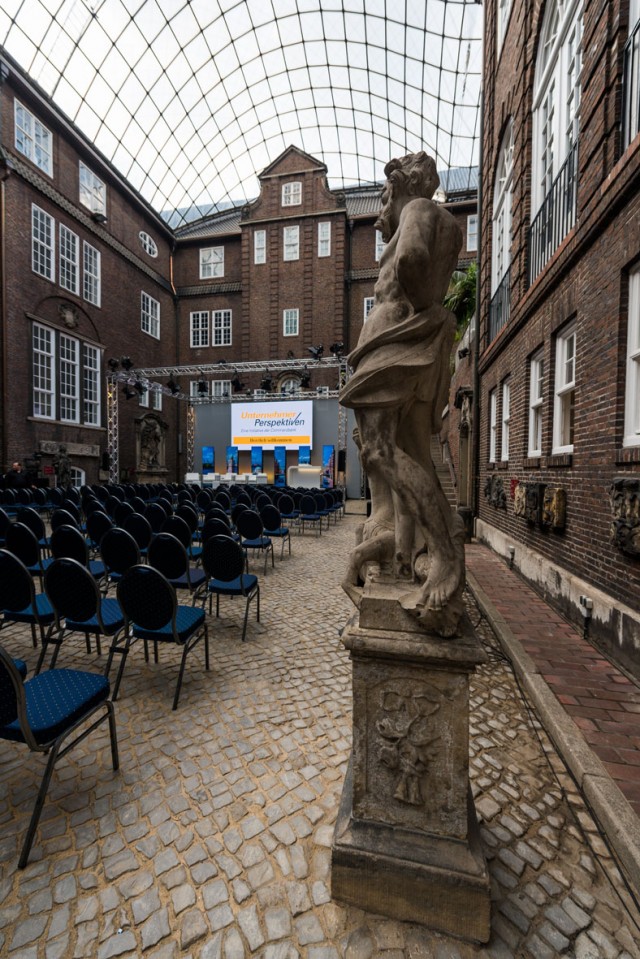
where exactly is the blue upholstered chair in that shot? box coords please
[200,535,260,643]
[0,644,118,868]
[0,549,56,650]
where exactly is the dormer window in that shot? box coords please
[282,181,302,206]
[79,162,106,216]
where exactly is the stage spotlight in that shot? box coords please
[287,350,295,359]
[329,342,344,356]
[307,345,324,360]
[300,366,311,388]
[123,385,136,400]
[260,370,273,392]
[197,378,208,395]
[231,371,245,392]
[133,380,147,396]
[107,357,120,371]
[167,375,180,395]
[121,356,134,371]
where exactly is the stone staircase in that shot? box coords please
[431,435,457,509]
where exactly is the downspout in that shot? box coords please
[471,87,484,526]
[170,240,181,481]
[344,218,354,352]
[0,62,12,473]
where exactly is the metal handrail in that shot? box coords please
[528,142,578,284]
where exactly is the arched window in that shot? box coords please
[530,0,583,280]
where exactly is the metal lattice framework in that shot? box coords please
[1,1,482,227]
[106,356,349,480]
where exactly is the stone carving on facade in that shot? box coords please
[58,304,79,329]
[610,477,640,557]
[339,151,465,637]
[137,413,167,471]
[53,444,71,488]
[524,482,545,524]
[542,487,567,529]
[454,386,473,437]
[484,474,507,510]
[513,481,526,517]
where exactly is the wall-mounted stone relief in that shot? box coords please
[610,477,640,557]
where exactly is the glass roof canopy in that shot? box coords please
[0,0,483,228]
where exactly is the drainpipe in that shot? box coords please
[0,62,12,472]
[471,87,485,528]
[344,218,354,353]
[170,240,181,482]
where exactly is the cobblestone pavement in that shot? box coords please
[0,509,639,958]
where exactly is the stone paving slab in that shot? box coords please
[0,509,639,957]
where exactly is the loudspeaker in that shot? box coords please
[338,449,346,472]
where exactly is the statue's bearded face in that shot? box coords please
[375,182,397,243]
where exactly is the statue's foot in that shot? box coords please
[400,554,463,612]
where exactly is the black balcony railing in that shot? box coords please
[488,267,511,345]
[528,142,578,285]
[622,19,640,150]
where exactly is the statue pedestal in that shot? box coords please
[331,581,491,943]
[136,468,169,485]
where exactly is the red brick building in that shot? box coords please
[456,0,640,678]
[1,50,477,490]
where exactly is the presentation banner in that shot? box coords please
[322,444,335,488]
[298,445,311,464]
[225,446,238,473]
[251,446,263,473]
[201,445,214,473]
[273,447,286,487]
[231,401,313,451]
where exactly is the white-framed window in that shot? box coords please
[254,229,266,264]
[283,308,299,336]
[15,100,52,176]
[624,266,640,446]
[283,226,300,261]
[190,311,209,348]
[32,323,55,419]
[532,0,583,215]
[213,309,232,346]
[375,230,386,261]
[79,162,106,216]
[467,214,478,253]
[497,0,513,51]
[212,379,231,398]
[501,379,511,461]
[364,296,375,321]
[32,205,54,281]
[489,389,498,463]
[59,224,79,295]
[528,351,545,456]
[141,292,160,339]
[492,122,513,293]
[318,221,331,257]
[200,246,224,279]
[282,181,302,206]
[553,324,576,453]
[83,242,101,306]
[139,232,158,257]
[69,467,85,489]
[32,323,101,425]
[623,0,640,149]
[140,386,163,410]
[83,344,101,426]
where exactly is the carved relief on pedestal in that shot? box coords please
[610,477,640,557]
[513,482,526,517]
[484,474,507,509]
[376,683,443,807]
[542,487,566,529]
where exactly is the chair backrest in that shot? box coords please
[86,510,114,547]
[0,549,37,613]
[277,494,295,515]
[175,504,198,533]
[145,501,167,533]
[300,494,317,515]
[204,507,230,526]
[16,507,45,540]
[5,522,40,567]
[201,534,246,583]
[148,533,189,580]
[236,492,252,507]
[31,488,48,509]
[0,507,11,537]
[16,488,33,506]
[254,494,271,511]
[114,501,135,526]
[161,514,191,549]
[236,509,264,540]
[157,498,174,518]
[64,486,81,505]
[50,508,80,532]
[45,557,100,623]
[231,502,249,527]
[100,527,141,575]
[123,512,153,550]
[214,490,232,510]
[2,488,16,508]
[259,504,282,532]
[177,489,195,505]
[83,497,107,517]
[201,517,233,543]
[130,496,146,514]
[105,495,122,518]
[117,565,176,632]
[197,490,213,512]
[0,646,26,737]
[61,498,81,522]
[50,524,89,565]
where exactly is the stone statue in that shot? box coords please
[139,415,163,470]
[53,444,71,489]
[340,151,465,636]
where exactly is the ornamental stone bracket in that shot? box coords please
[610,477,640,557]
